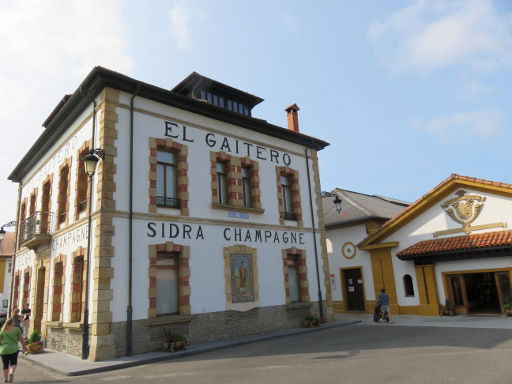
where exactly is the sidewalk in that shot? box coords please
[22,319,360,376]
[335,312,512,329]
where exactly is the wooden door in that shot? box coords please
[343,268,365,311]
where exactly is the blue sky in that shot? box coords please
[1,0,511,226]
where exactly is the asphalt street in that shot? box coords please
[12,323,512,383]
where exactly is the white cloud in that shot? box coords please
[168,3,191,48]
[0,0,132,225]
[368,0,512,73]
[424,108,505,140]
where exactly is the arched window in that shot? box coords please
[403,274,414,296]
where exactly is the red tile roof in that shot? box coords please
[396,230,512,258]
[0,232,15,256]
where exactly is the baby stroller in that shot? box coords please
[374,301,389,322]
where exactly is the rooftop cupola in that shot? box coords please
[172,72,263,117]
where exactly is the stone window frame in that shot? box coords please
[281,247,310,305]
[57,157,72,227]
[210,151,263,213]
[22,267,32,306]
[51,254,66,322]
[40,174,53,235]
[20,199,27,223]
[74,140,91,220]
[223,245,259,312]
[148,242,191,320]
[29,188,38,216]
[69,247,87,323]
[275,166,303,226]
[148,138,189,216]
[13,271,20,310]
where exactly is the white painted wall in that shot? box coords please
[110,93,327,321]
[327,224,376,303]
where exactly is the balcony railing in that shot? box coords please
[156,196,181,208]
[19,211,54,247]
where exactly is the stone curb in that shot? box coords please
[22,320,360,376]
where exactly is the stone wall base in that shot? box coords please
[46,326,85,357]
[110,303,318,358]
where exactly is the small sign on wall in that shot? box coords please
[228,211,249,220]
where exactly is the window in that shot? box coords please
[216,162,228,205]
[156,252,179,315]
[149,138,189,216]
[227,100,233,111]
[282,248,310,304]
[280,175,295,220]
[69,255,84,322]
[22,270,30,305]
[219,96,225,108]
[200,90,206,100]
[29,191,37,216]
[20,201,27,223]
[156,151,180,208]
[403,274,414,297]
[57,165,70,224]
[286,255,300,302]
[41,178,52,234]
[148,242,190,319]
[276,167,302,225]
[242,167,252,208]
[51,258,65,321]
[233,101,238,113]
[75,147,90,218]
[213,94,219,105]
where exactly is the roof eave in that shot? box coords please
[9,67,329,182]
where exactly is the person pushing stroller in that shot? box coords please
[374,288,392,323]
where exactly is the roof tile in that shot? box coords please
[397,230,512,257]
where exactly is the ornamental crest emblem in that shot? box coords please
[440,190,485,234]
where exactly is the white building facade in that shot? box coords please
[8,68,332,361]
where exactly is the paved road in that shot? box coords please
[13,324,512,383]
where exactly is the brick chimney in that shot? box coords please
[285,103,300,133]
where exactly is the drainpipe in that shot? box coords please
[304,147,324,320]
[8,183,23,315]
[80,88,97,359]
[126,85,140,356]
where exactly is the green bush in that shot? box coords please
[28,330,40,344]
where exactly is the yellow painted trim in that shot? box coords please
[339,266,367,312]
[360,177,512,247]
[398,305,419,315]
[0,259,6,292]
[358,242,399,251]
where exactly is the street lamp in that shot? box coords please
[82,147,104,360]
[322,191,343,215]
[83,149,105,177]
[0,221,16,241]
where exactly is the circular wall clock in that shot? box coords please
[342,242,356,259]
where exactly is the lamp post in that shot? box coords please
[82,148,104,360]
[322,191,343,214]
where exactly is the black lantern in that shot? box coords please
[83,149,105,177]
[322,191,343,215]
